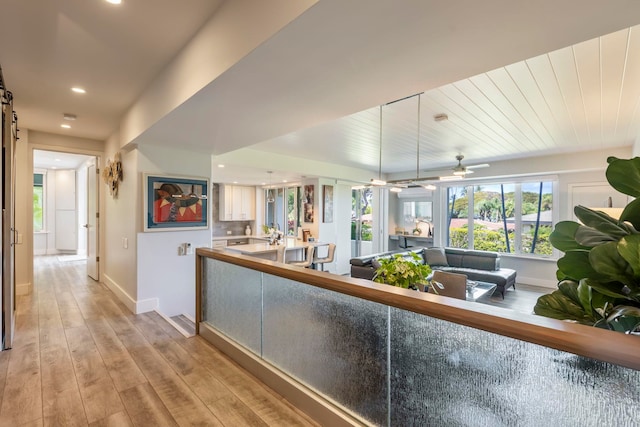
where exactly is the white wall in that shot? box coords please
[134,145,211,316]
[120,0,317,147]
[137,230,210,317]
[102,139,139,311]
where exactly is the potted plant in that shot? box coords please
[534,156,640,334]
[373,252,432,290]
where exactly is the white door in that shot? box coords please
[87,162,99,280]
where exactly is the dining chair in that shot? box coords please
[287,245,315,268]
[428,270,468,300]
[398,235,412,249]
[313,243,336,271]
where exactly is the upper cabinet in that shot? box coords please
[219,184,255,221]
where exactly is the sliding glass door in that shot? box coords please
[352,187,373,257]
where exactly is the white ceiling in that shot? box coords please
[3,0,640,184]
[0,0,223,140]
[252,25,640,176]
[33,150,93,170]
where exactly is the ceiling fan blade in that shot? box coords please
[467,163,490,169]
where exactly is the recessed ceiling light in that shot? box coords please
[60,124,71,129]
[71,87,86,94]
[55,158,61,162]
[105,0,122,4]
[282,180,287,183]
[51,166,57,170]
[233,181,238,184]
[217,164,225,168]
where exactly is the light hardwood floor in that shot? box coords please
[0,256,318,427]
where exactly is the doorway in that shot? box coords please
[32,150,99,280]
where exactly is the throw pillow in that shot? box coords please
[424,247,448,266]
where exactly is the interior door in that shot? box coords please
[2,92,16,350]
[86,162,99,280]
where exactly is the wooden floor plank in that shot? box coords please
[85,318,148,393]
[42,386,87,427]
[88,410,133,427]
[0,256,320,427]
[0,297,42,427]
[119,383,178,427]
[65,326,125,423]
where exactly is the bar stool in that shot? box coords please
[275,245,286,263]
[288,245,315,268]
[313,243,336,271]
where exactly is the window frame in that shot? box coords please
[445,176,558,259]
[33,169,47,233]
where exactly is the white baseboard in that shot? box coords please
[516,275,557,289]
[16,282,31,296]
[103,273,158,314]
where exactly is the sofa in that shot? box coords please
[349,247,517,298]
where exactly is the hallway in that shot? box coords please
[0,256,317,426]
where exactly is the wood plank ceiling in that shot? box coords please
[250,25,640,176]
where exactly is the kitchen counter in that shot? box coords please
[224,239,327,261]
[212,235,268,241]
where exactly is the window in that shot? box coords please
[266,186,302,237]
[352,187,373,242]
[447,180,554,256]
[34,172,45,232]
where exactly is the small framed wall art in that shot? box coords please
[143,173,209,232]
[303,184,314,223]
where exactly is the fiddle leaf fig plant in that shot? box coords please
[534,156,640,334]
[373,252,432,290]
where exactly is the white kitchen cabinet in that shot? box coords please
[219,184,255,221]
[238,186,255,220]
[219,184,234,221]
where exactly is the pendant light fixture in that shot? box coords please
[266,171,275,203]
[371,105,387,186]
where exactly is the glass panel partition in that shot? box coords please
[262,275,389,425]
[203,259,262,354]
[200,256,640,426]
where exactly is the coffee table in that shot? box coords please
[466,280,497,302]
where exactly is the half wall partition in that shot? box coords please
[196,249,639,426]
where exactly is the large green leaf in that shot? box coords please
[589,242,634,285]
[574,206,633,238]
[549,221,592,251]
[605,156,640,198]
[583,278,633,300]
[619,198,640,231]
[576,280,593,316]
[574,225,617,247]
[590,288,618,311]
[617,234,640,278]
[557,280,581,305]
[533,291,592,324]
[557,251,604,281]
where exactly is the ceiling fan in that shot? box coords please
[450,154,490,177]
[387,154,490,187]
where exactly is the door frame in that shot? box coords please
[25,144,104,291]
